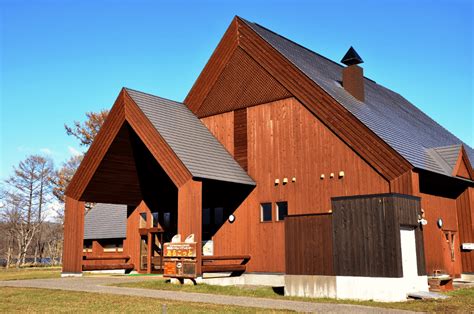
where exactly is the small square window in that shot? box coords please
[276,202,288,221]
[260,203,272,222]
[203,208,211,225]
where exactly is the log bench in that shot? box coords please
[201,255,250,273]
[82,254,133,271]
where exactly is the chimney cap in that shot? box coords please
[341,46,364,66]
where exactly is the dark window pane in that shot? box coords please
[214,207,224,225]
[163,213,171,228]
[261,203,272,222]
[152,212,159,227]
[203,208,211,225]
[277,202,288,221]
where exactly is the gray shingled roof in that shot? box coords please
[242,18,474,180]
[125,88,255,186]
[84,203,127,240]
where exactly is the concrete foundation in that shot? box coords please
[461,273,474,282]
[201,273,284,287]
[61,272,83,278]
[285,275,429,302]
[83,269,126,275]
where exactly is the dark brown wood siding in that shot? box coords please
[285,214,334,275]
[331,194,424,277]
[234,108,248,171]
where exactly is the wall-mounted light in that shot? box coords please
[274,178,280,185]
[330,173,334,178]
[283,178,288,185]
[338,171,345,178]
[228,214,236,224]
[437,218,443,229]
[292,177,296,183]
[320,174,325,179]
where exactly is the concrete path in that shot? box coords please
[0,277,416,313]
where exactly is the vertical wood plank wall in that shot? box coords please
[420,192,462,276]
[201,97,390,272]
[178,179,203,275]
[62,197,85,273]
[456,187,474,273]
[285,214,334,275]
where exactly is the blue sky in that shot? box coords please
[1,0,473,179]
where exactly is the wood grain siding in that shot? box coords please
[81,123,142,204]
[178,179,203,275]
[390,170,417,195]
[235,17,412,181]
[285,214,334,275]
[209,97,389,273]
[331,194,424,277]
[456,187,474,273]
[234,108,248,171]
[419,192,462,276]
[62,197,85,273]
[66,91,126,200]
[193,47,291,118]
[185,18,239,113]
[200,111,234,155]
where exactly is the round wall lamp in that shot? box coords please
[228,214,236,224]
[437,218,443,229]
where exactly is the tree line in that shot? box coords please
[0,110,108,268]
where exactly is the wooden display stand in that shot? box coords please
[163,242,197,279]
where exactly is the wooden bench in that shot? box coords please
[201,255,250,273]
[82,263,134,271]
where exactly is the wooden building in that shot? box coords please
[63,17,474,301]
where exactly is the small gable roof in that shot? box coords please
[84,203,127,240]
[241,18,474,180]
[125,88,255,186]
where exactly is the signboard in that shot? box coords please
[163,242,196,258]
[163,240,197,278]
[462,243,474,251]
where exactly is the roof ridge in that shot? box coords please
[124,87,183,105]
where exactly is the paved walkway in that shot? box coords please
[0,277,416,313]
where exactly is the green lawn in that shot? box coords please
[0,267,61,281]
[116,278,474,313]
[0,287,288,313]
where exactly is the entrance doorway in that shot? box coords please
[139,229,164,273]
[400,227,418,291]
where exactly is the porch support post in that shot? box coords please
[62,196,85,276]
[178,179,202,276]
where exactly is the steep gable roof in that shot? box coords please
[125,88,255,186]
[241,18,474,181]
[84,203,127,240]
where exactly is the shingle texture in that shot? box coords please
[84,203,127,240]
[242,18,473,179]
[125,88,255,186]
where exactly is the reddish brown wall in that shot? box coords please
[201,97,390,272]
[457,187,474,273]
[420,192,462,276]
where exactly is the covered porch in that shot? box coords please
[62,88,254,277]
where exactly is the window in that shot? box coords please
[83,240,92,253]
[260,203,272,222]
[139,213,147,228]
[214,207,224,225]
[276,201,288,221]
[102,240,124,253]
[163,212,171,228]
[203,208,211,225]
[152,212,159,228]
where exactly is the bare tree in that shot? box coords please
[4,155,54,267]
[64,109,109,146]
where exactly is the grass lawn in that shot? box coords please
[116,278,474,313]
[0,267,61,281]
[0,287,288,313]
